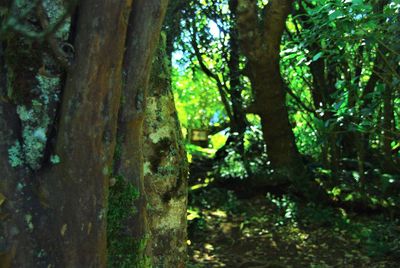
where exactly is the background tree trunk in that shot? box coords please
[236,0,305,180]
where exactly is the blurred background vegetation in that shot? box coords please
[167,0,399,266]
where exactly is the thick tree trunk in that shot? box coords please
[43,1,132,266]
[236,0,305,180]
[0,0,186,267]
[1,0,132,266]
[0,103,31,267]
[110,0,169,266]
[143,34,188,268]
[2,0,186,267]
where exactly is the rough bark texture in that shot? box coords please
[0,0,132,266]
[41,1,132,266]
[111,0,170,267]
[143,34,188,268]
[1,0,188,267]
[236,0,305,180]
[0,102,29,267]
[0,7,46,266]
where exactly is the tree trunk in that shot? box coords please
[143,33,188,268]
[110,0,170,267]
[1,0,185,267]
[1,0,132,266]
[228,0,247,139]
[236,0,305,180]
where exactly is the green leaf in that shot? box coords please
[312,52,324,61]
[329,10,344,21]
[351,0,363,5]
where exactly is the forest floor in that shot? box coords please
[187,187,400,268]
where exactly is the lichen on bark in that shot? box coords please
[4,0,69,170]
[143,32,188,268]
[8,75,60,170]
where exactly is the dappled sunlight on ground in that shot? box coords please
[188,191,400,268]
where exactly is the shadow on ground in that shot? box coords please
[187,188,400,268]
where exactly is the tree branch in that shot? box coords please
[284,85,319,117]
[191,26,234,120]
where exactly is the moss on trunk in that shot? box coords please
[143,33,188,268]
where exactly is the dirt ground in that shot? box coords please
[187,191,400,268]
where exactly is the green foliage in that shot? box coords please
[190,187,239,213]
[217,119,270,179]
[172,0,400,203]
[209,132,227,151]
[266,193,298,226]
[282,0,399,152]
[218,148,248,179]
[177,0,399,266]
[172,67,227,130]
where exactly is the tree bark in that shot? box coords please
[0,0,185,267]
[236,0,305,180]
[143,34,188,268]
[110,0,170,266]
[1,0,132,266]
[1,0,188,267]
[227,0,248,146]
